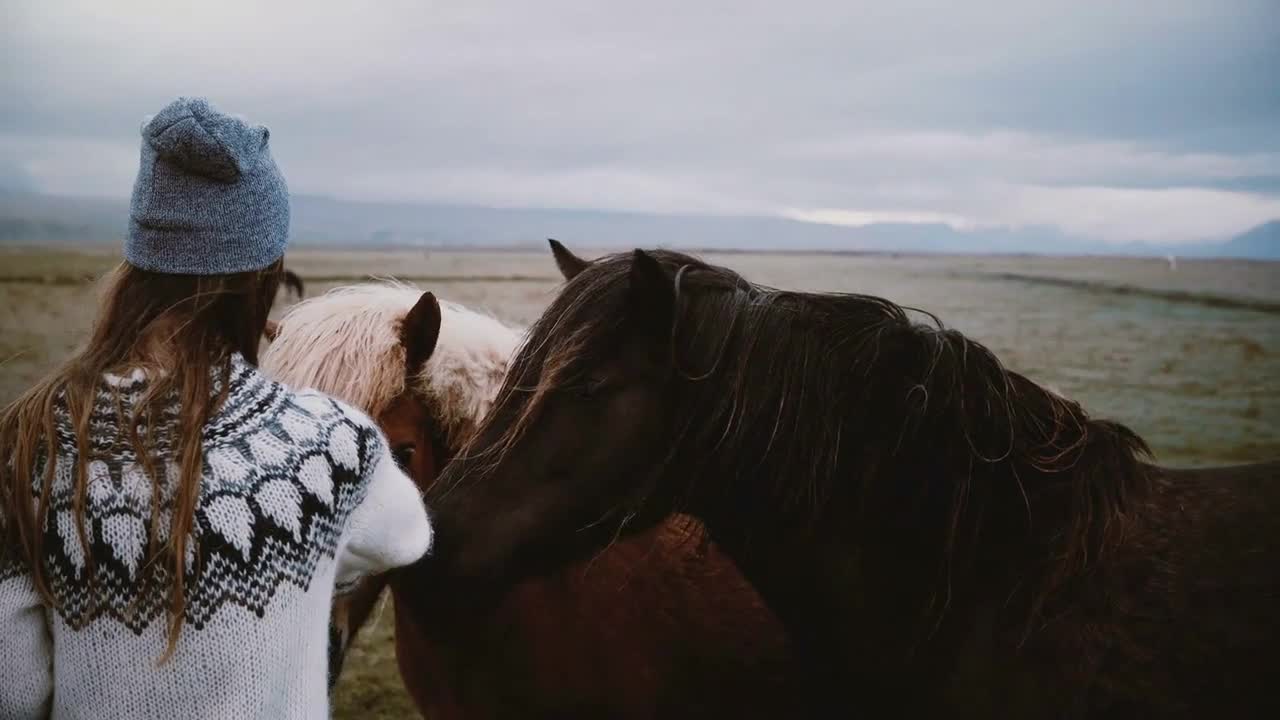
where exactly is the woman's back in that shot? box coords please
[4,356,423,717]
[0,96,432,718]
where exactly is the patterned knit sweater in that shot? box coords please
[0,354,433,719]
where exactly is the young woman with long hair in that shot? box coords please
[0,97,432,718]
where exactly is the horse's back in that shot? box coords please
[1098,460,1280,717]
[1162,457,1280,487]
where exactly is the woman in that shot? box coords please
[0,97,432,718]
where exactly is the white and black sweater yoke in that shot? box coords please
[0,354,433,719]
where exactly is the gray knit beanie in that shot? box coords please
[126,96,289,275]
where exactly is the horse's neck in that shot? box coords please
[691,463,1054,714]
[695,520,842,686]
[700,445,1280,711]
[689,468,876,675]
[689,455,1127,688]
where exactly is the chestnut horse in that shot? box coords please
[427,241,1280,718]
[260,282,796,718]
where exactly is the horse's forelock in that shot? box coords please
[261,283,413,416]
[260,282,523,441]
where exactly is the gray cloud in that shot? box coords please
[2,0,1278,243]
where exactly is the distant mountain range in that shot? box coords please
[1,190,1276,260]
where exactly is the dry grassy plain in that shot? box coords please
[2,244,1277,717]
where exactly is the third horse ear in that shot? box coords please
[283,269,305,299]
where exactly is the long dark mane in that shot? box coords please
[472,248,1155,638]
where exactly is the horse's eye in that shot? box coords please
[392,445,416,469]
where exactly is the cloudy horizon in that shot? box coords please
[3,0,1278,245]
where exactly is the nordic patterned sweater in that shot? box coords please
[0,354,433,719]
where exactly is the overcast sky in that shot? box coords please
[3,0,1278,244]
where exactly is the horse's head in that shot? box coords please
[429,241,709,584]
[326,292,449,688]
[262,288,446,686]
[262,284,452,479]
[259,280,519,689]
[380,292,447,489]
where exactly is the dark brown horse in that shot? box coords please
[260,282,797,718]
[426,240,1280,718]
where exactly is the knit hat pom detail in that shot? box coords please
[143,97,266,183]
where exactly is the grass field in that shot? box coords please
[2,244,1278,717]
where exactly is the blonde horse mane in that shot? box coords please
[260,280,522,446]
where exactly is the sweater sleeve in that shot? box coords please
[0,561,53,718]
[333,409,433,590]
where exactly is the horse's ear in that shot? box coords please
[401,292,442,375]
[263,320,280,342]
[548,238,589,280]
[282,269,305,299]
[627,249,675,334]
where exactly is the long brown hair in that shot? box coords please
[0,258,283,661]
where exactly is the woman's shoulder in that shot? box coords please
[281,386,380,433]
[212,358,382,443]
[215,363,390,491]
[271,385,388,464]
